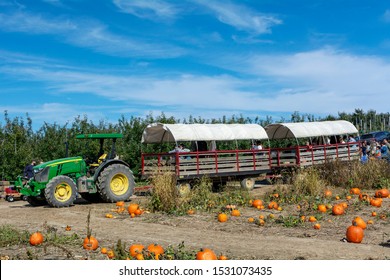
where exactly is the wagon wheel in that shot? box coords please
[240,178,255,191]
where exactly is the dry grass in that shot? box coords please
[149,171,179,213]
[319,159,390,189]
[291,167,328,196]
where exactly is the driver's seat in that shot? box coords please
[90,153,107,167]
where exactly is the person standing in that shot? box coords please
[23,160,36,179]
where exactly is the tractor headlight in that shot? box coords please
[34,167,50,183]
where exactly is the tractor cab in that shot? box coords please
[75,133,122,169]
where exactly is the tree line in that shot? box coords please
[1,109,389,181]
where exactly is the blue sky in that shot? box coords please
[1,0,390,130]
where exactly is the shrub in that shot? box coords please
[149,171,179,213]
[291,168,327,196]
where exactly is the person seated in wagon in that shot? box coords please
[169,143,191,159]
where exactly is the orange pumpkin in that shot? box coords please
[187,209,195,215]
[370,198,382,207]
[324,189,332,197]
[359,193,370,202]
[352,216,367,230]
[340,202,348,209]
[218,213,228,223]
[248,217,255,223]
[129,244,145,257]
[252,199,263,208]
[107,250,115,259]
[65,225,72,231]
[346,224,364,243]
[83,236,99,251]
[332,204,345,216]
[101,247,107,254]
[127,203,139,215]
[116,201,125,207]
[374,189,389,198]
[218,254,228,260]
[308,216,317,222]
[313,223,321,230]
[231,209,241,217]
[317,204,327,213]
[196,248,217,260]
[29,232,44,246]
[349,188,361,195]
[135,253,144,260]
[147,244,164,260]
[134,208,142,216]
[268,201,278,210]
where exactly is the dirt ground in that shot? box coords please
[0,185,389,260]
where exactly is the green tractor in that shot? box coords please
[14,133,135,207]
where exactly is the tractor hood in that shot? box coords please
[34,156,84,170]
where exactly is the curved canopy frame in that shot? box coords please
[265,120,359,140]
[142,123,269,144]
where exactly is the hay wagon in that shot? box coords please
[140,120,360,191]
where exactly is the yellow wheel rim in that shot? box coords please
[54,183,72,202]
[110,173,129,196]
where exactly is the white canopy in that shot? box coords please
[265,120,358,140]
[142,123,269,143]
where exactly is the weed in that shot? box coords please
[291,168,327,196]
[0,225,30,247]
[161,241,197,260]
[275,215,304,227]
[149,171,179,213]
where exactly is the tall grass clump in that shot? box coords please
[291,167,328,196]
[319,159,390,189]
[149,171,179,213]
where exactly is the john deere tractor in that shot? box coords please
[14,133,135,207]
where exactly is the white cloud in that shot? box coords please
[0,11,185,58]
[237,48,390,112]
[113,0,179,21]
[194,0,282,34]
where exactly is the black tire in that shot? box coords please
[79,193,104,203]
[96,164,135,202]
[44,175,77,207]
[6,196,14,202]
[27,195,47,207]
[21,195,28,201]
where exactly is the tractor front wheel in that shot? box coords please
[97,164,134,202]
[44,176,77,207]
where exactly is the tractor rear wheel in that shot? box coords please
[44,175,77,207]
[97,164,134,202]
